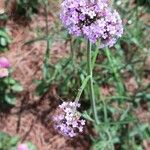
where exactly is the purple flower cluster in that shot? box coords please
[60,0,123,48]
[53,102,86,137]
[0,57,10,78]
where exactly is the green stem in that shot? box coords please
[70,36,76,68]
[44,38,50,66]
[103,99,108,123]
[70,36,74,59]
[43,0,51,80]
[75,75,91,103]
[87,40,99,124]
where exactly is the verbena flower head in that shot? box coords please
[60,0,123,48]
[0,57,10,78]
[17,144,29,150]
[53,101,86,137]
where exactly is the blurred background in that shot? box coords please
[0,0,150,150]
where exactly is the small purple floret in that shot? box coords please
[53,102,86,137]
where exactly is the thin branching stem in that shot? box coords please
[87,40,99,124]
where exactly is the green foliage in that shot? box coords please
[0,28,11,52]
[0,131,37,150]
[91,123,150,150]
[0,132,19,150]
[0,76,23,106]
[16,0,42,18]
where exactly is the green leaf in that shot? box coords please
[26,142,37,150]
[0,132,10,141]
[0,37,7,47]
[82,111,94,122]
[5,93,16,105]
[35,80,50,96]
[4,77,16,85]
[9,136,20,146]
[0,28,11,44]
[11,83,23,92]
[145,93,150,100]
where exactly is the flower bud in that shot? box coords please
[0,57,11,68]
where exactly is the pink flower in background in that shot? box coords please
[0,57,10,78]
[0,57,11,68]
[17,144,29,150]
